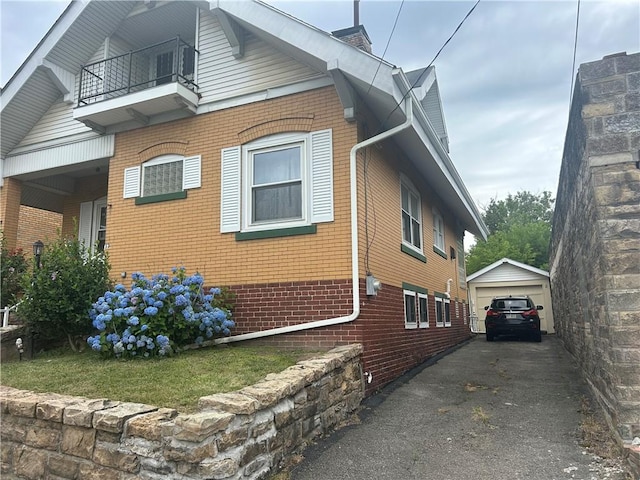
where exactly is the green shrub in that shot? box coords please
[19,235,111,351]
[0,236,28,308]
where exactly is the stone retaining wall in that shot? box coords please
[0,344,364,479]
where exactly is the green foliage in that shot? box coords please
[0,236,28,308]
[19,236,111,350]
[483,191,554,234]
[466,191,554,275]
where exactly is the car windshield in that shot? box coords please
[493,299,530,310]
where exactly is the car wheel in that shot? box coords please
[486,332,494,342]
[534,332,542,343]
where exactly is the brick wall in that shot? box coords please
[549,52,640,476]
[16,206,62,255]
[0,178,23,250]
[105,87,354,285]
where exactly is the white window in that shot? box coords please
[220,130,334,233]
[401,177,422,252]
[435,296,451,327]
[418,293,429,328]
[123,154,201,199]
[433,209,445,252]
[404,290,417,329]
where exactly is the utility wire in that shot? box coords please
[376,0,481,134]
[569,0,581,103]
[367,0,406,94]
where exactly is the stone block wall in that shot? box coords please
[549,52,640,476]
[0,344,364,479]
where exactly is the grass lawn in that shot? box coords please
[0,345,316,412]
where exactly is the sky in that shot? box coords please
[1,0,639,215]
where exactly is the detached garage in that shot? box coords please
[467,258,555,334]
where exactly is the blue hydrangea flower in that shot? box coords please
[127,316,140,326]
[143,306,158,316]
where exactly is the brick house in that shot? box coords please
[0,0,488,394]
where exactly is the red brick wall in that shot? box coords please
[229,279,353,334]
[359,283,470,394]
[220,278,470,395]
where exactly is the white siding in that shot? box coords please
[16,101,92,148]
[198,12,323,104]
[473,263,546,283]
[16,41,111,149]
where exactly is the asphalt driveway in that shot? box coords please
[291,336,627,480]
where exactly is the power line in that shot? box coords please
[569,0,581,103]
[376,0,481,134]
[367,0,406,94]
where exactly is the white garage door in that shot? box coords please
[475,285,548,333]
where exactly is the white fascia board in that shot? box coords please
[394,71,488,240]
[467,258,550,283]
[1,1,88,110]
[212,0,396,96]
[4,135,115,177]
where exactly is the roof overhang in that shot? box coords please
[467,258,550,282]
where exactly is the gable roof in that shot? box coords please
[0,0,488,239]
[467,258,550,282]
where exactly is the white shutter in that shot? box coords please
[78,201,93,248]
[310,129,334,223]
[182,155,201,190]
[123,166,140,198]
[220,146,241,233]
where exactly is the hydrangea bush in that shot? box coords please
[87,267,234,358]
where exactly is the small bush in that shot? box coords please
[87,267,234,358]
[19,236,111,350]
[0,237,28,308]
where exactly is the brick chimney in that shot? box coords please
[332,25,372,54]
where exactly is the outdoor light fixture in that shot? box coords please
[32,240,44,269]
[15,338,24,361]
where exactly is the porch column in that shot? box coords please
[0,177,22,250]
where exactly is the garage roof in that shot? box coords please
[467,258,550,283]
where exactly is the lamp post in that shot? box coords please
[32,240,44,269]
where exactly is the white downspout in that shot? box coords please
[215,97,414,345]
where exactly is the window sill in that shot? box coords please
[433,246,448,259]
[401,244,427,263]
[404,323,418,330]
[235,224,317,241]
[135,191,187,205]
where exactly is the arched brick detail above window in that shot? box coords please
[237,115,315,144]
[137,141,190,163]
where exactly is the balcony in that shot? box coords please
[74,37,199,130]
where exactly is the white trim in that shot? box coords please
[403,289,418,329]
[242,132,308,232]
[433,208,445,252]
[196,77,334,116]
[467,257,550,282]
[3,135,114,177]
[418,292,429,328]
[400,174,424,255]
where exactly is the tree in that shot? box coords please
[466,191,554,275]
[483,191,553,234]
[19,235,111,351]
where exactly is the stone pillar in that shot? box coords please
[0,177,22,250]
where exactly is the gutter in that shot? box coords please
[215,96,414,344]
